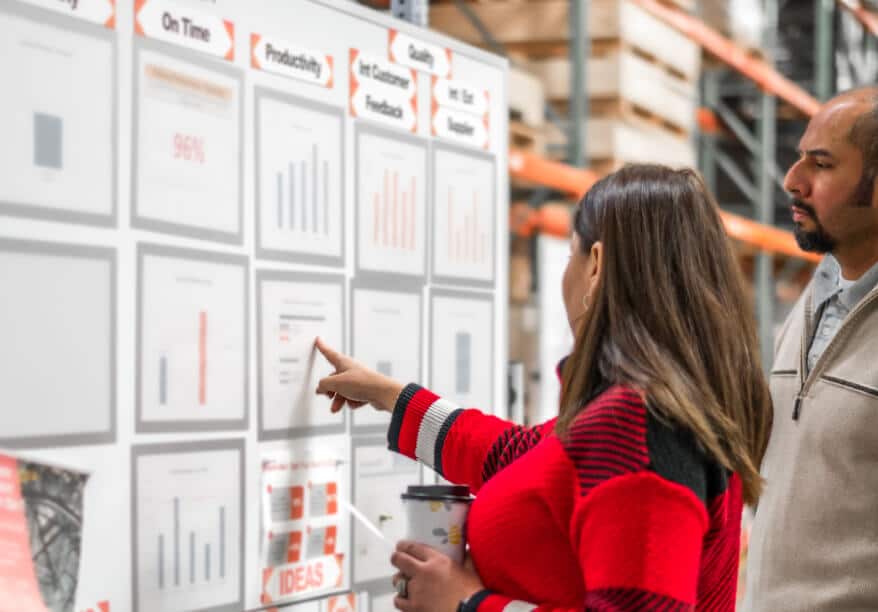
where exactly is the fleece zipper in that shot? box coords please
[794,290,878,420]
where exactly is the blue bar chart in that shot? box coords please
[274,144,330,237]
[133,441,243,612]
[156,499,226,589]
[257,90,344,262]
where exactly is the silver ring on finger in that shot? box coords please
[395,575,408,598]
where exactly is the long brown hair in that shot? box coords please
[558,164,772,505]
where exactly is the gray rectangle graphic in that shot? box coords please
[456,332,471,394]
[33,112,63,169]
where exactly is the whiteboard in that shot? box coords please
[0,0,508,609]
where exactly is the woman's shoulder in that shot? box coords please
[566,384,730,506]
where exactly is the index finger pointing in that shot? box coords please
[314,337,346,369]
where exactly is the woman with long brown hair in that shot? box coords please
[315,164,772,612]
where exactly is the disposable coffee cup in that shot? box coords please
[401,485,473,563]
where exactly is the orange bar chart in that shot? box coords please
[371,169,416,251]
[447,187,488,265]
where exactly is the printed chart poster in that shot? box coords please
[260,436,351,607]
[256,88,345,265]
[355,123,428,279]
[352,438,419,591]
[133,45,243,243]
[351,282,422,430]
[0,4,115,225]
[430,290,494,412]
[136,244,248,433]
[369,592,396,612]
[0,453,90,612]
[0,239,115,449]
[432,145,496,287]
[132,440,245,612]
[257,270,345,439]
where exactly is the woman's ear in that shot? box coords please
[589,241,603,286]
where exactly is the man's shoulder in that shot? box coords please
[774,277,814,357]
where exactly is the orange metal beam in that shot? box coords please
[629,0,821,118]
[837,0,878,36]
[509,149,599,198]
[508,150,821,263]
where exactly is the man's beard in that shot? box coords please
[792,170,875,253]
[792,199,837,253]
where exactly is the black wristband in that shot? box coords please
[460,590,493,612]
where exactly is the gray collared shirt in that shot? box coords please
[807,255,878,372]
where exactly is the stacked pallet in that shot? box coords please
[431,0,700,173]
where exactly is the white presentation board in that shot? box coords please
[0,0,508,610]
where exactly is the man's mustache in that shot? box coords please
[791,199,817,219]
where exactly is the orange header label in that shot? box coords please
[135,0,235,61]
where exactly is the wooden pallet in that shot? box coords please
[508,65,546,128]
[429,0,701,79]
[530,45,698,134]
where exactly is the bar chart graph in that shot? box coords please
[371,170,417,251]
[156,499,226,589]
[257,91,343,262]
[274,146,330,237]
[356,126,427,277]
[138,246,247,431]
[134,441,243,612]
[446,188,489,265]
[257,272,345,438]
[432,146,496,284]
[159,311,207,407]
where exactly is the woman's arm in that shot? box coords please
[315,338,551,492]
[388,383,552,492]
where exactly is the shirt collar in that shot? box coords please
[841,257,878,310]
[812,255,841,310]
[812,255,878,311]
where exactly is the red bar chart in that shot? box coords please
[446,187,488,265]
[356,126,427,277]
[371,170,417,251]
[432,145,496,285]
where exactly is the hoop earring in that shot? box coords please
[582,291,592,312]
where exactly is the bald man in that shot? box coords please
[744,86,878,611]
